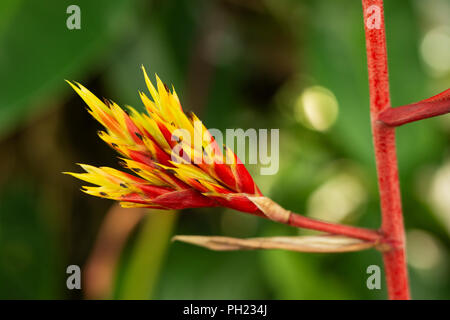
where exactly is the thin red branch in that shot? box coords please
[249,197,382,243]
[362,0,410,299]
[378,89,450,126]
[288,212,382,243]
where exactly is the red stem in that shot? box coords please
[249,198,381,242]
[362,0,410,299]
[288,213,381,242]
[378,89,450,126]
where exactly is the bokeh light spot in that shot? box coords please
[294,86,339,131]
[420,27,450,75]
[407,229,443,271]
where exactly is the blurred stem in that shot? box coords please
[362,0,410,300]
[84,205,145,299]
[118,211,176,300]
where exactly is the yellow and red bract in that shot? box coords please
[65,66,262,213]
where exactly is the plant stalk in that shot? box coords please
[362,0,410,299]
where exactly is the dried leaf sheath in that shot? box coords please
[65,67,262,212]
[173,235,376,253]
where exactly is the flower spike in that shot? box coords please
[65,67,381,245]
[65,67,262,213]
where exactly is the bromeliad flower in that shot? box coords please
[64,0,450,299]
[65,66,382,254]
[65,66,263,214]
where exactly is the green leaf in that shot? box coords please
[0,0,136,138]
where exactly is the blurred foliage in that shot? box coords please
[0,181,59,299]
[0,0,449,299]
[115,211,176,299]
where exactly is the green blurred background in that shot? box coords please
[0,0,449,299]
